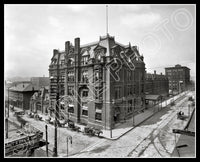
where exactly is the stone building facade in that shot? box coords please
[29,87,50,114]
[49,34,146,129]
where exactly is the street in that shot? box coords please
[6,91,195,158]
[70,91,195,158]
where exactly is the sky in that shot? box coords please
[4,4,196,79]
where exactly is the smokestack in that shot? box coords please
[154,70,156,75]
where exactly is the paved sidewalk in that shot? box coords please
[101,91,190,140]
[171,108,195,157]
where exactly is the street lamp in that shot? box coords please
[110,99,116,138]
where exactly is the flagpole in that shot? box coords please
[106,5,108,35]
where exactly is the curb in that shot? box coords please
[184,107,195,130]
[103,92,188,140]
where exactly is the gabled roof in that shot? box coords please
[9,83,39,92]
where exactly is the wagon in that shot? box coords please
[67,120,81,132]
[13,110,25,116]
[84,126,95,136]
[177,111,188,120]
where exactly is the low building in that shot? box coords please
[165,64,190,94]
[145,71,169,97]
[8,82,39,111]
[145,71,169,109]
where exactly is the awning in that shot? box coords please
[145,95,161,101]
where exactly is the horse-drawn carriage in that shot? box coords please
[67,120,81,132]
[83,126,103,137]
[13,110,25,116]
[27,112,35,118]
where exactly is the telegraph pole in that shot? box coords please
[45,125,48,157]
[53,74,59,157]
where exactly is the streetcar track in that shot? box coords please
[127,94,190,157]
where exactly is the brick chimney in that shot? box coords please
[53,49,59,56]
[65,41,70,54]
[74,37,80,66]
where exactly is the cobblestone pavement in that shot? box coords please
[70,91,195,158]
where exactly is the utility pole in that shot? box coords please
[5,117,8,138]
[45,125,48,157]
[53,74,59,157]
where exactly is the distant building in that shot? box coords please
[29,86,50,114]
[30,77,49,88]
[8,82,39,110]
[165,64,190,93]
[145,71,169,98]
[49,34,146,129]
[6,77,50,111]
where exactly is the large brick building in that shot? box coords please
[145,71,169,97]
[165,64,190,93]
[49,34,146,129]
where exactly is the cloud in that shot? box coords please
[120,12,161,29]
[48,16,61,28]
[65,4,86,12]
[118,4,151,13]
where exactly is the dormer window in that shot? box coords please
[68,58,74,66]
[97,54,101,61]
[81,56,89,65]
[61,60,65,66]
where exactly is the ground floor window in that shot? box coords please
[127,100,133,113]
[82,110,88,116]
[68,106,74,113]
[95,112,102,121]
